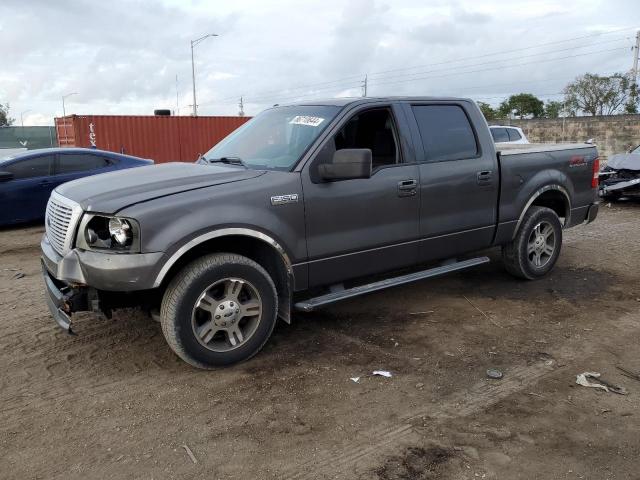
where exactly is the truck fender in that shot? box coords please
[152,227,294,323]
[512,184,571,239]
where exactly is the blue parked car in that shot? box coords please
[0,148,153,226]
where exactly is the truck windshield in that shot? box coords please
[202,105,340,170]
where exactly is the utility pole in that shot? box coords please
[629,31,640,113]
[632,30,640,84]
[238,96,245,117]
[175,74,179,116]
[190,33,218,117]
[362,74,368,97]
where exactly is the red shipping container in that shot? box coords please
[54,115,250,163]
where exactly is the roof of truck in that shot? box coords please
[276,96,474,107]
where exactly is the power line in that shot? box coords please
[364,36,631,84]
[223,45,627,106]
[367,26,638,77]
[199,26,638,107]
[366,46,629,88]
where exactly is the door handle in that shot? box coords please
[397,179,417,197]
[476,170,492,186]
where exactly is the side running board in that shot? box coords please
[294,256,490,312]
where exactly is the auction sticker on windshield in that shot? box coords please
[290,115,325,127]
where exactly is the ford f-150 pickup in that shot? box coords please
[41,97,600,368]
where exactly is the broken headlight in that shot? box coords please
[76,214,141,252]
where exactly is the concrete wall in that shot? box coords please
[506,114,640,162]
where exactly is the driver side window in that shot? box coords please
[312,108,399,181]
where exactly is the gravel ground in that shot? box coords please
[1,201,639,479]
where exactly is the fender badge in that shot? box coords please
[271,194,299,205]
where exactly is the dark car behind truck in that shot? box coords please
[41,97,599,368]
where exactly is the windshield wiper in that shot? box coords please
[206,156,248,169]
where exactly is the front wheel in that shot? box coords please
[160,253,278,368]
[502,206,563,280]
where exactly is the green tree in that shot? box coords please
[498,93,544,118]
[477,101,498,121]
[625,82,638,114]
[563,73,631,116]
[0,102,14,126]
[544,100,563,118]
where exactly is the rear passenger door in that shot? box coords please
[403,102,499,263]
[53,152,112,188]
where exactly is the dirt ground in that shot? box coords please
[1,202,639,480]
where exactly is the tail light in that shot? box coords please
[591,157,600,188]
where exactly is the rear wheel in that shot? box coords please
[160,253,278,368]
[502,206,562,280]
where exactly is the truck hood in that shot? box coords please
[607,153,640,171]
[55,162,265,213]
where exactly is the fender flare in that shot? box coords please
[512,184,571,239]
[152,227,293,288]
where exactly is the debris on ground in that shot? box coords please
[575,372,627,395]
[408,310,434,315]
[463,295,503,328]
[487,368,503,380]
[372,370,393,378]
[350,377,360,383]
[182,444,198,464]
[12,272,25,280]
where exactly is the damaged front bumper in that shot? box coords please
[42,261,89,334]
[41,234,164,333]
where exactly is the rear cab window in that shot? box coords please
[412,105,478,161]
[490,128,510,143]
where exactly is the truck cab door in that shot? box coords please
[402,102,499,262]
[300,104,420,288]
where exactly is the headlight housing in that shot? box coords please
[76,214,141,252]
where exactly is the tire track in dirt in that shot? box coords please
[280,360,555,479]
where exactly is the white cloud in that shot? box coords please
[0,0,638,125]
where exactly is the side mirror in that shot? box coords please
[0,171,14,182]
[319,149,372,181]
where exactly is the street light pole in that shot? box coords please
[190,33,218,117]
[61,92,78,146]
[20,110,31,128]
[62,92,78,118]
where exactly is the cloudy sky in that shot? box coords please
[1,0,638,125]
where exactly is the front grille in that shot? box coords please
[45,193,82,255]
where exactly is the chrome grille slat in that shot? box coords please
[45,192,83,256]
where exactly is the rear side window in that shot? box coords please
[507,128,522,141]
[57,154,109,174]
[412,105,478,161]
[5,156,53,179]
[490,128,510,143]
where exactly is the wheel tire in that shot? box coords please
[160,253,278,369]
[502,206,563,280]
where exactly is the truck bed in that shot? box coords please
[494,142,598,244]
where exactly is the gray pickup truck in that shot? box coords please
[41,97,600,368]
